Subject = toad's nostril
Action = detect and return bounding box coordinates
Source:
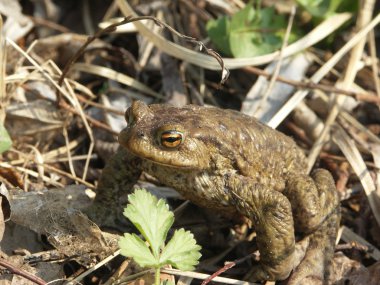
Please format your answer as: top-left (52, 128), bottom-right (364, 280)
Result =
top-left (137, 131), bottom-right (144, 138)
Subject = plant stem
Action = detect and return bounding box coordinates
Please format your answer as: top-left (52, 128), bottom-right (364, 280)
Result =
top-left (155, 267), bottom-right (161, 285)
top-left (256, 0), bottom-right (262, 11)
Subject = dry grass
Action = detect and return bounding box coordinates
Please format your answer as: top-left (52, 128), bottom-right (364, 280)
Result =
top-left (1, 0), bottom-right (380, 284)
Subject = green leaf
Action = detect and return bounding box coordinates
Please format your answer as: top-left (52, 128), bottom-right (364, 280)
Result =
top-left (230, 4), bottom-right (256, 31)
top-left (119, 233), bottom-right (158, 267)
top-left (207, 4), bottom-right (295, 58)
top-left (159, 229), bottom-right (202, 271)
top-left (229, 7), bottom-right (285, 58)
top-left (206, 16), bottom-right (232, 56)
top-left (0, 124), bottom-right (12, 154)
top-left (123, 189), bottom-right (175, 258)
top-left (296, 0), bottom-right (344, 18)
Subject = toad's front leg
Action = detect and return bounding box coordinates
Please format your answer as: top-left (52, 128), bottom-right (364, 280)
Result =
top-left (86, 147), bottom-right (143, 227)
top-left (227, 175), bottom-right (296, 281)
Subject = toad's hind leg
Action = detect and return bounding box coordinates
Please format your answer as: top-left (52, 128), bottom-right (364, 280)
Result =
top-left (288, 207), bottom-right (340, 285)
top-left (284, 168), bottom-right (340, 284)
top-left (284, 169), bottom-right (339, 233)
top-left (227, 176), bottom-right (296, 281)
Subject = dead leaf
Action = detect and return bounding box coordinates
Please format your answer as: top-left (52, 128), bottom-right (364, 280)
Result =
top-left (0, 167), bottom-right (24, 189)
top-left (10, 186), bottom-right (119, 266)
top-left (0, 0), bottom-right (34, 41)
top-left (0, 196), bottom-right (4, 243)
top-left (0, 183), bottom-right (11, 243)
top-left (331, 255), bottom-right (380, 285)
top-left (0, 183), bottom-right (10, 222)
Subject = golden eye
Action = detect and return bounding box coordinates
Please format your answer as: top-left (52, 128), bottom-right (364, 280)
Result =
top-left (160, 130), bottom-right (183, 148)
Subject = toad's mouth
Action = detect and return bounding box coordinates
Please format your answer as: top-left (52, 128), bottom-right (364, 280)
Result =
top-left (126, 147), bottom-right (198, 170)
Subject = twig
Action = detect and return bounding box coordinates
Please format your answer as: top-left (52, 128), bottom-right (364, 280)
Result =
top-left (0, 162), bottom-right (64, 187)
top-left (41, 163), bottom-right (95, 189)
top-left (123, 16), bottom-right (229, 84)
top-left (0, 15), bottom-right (6, 121)
top-left (319, 152), bottom-right (378, 169)
top-left (161, 268), bottom-right (257, 285)
top-left (27, 16), bottom-right (71, 33)
top-left (57, 15), bottom-right (228, 102)
top-left (341, 226), bottom-right (380, 260)
top-left (76, 94), bottom-right (124, 115)
top-left (306, 0), bottom-right (376, 172)
top-left (179, 0), bottom-right (212, 22)
top-left (82, 0), bottom-right (95, 35)
top-left (335, 241), bottom-right (369, 252)
top-left (243, 66), bottom-right (380, 104)
top-left (138, 12), bottom-right (161, 68)
top-left (114, 269), bottom-right (154, 285)
top-left (368, 29), bottom-right (380, 97)
top-left (103, 260), bottom-right (130, 285)
top-left (201, 254), bottom-right (253, 285)
top-left (268, 12), bottom-right (380, 129)
top-left (118, 0), bottom-right (350, 70)
top-left (256, 5), bottom-right (296, 114)
top-left (66, 250), bottom-right (121, 285)
top-left (57, 17), bottom-right (132, 96)
top-left (63, 126), bottom-right (77, 180)
top-left (0, 258), bottom-right (47, 285)
top-left (59, 100), bottom-right (118, 135)
top-left (201, 262), bottom-right (236, 285)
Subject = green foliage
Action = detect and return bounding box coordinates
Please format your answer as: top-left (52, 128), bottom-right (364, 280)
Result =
top-left (0, 124), bottom-right (12, 154)
top-left (206, 4), bottom-right (297, 58)
top-left (159, 228), bottom-right (202, 270)
top-left (119, 189), bottom-right (202, 284)
top-left (206, 0), bottom-right (357, 58)
top-left (122, 189), bottom-right (175, 259)
top-left (296, 0), bottom-right (358, 18)
top-left (119, 233), bottom-right (158, 267)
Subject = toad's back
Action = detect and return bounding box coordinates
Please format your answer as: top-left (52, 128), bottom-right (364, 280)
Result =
top-left (143, 103), bottom-right (307, 188)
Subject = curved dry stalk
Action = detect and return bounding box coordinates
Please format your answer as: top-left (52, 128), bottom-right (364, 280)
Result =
top-left (116, 0), bottom-right (351, 70)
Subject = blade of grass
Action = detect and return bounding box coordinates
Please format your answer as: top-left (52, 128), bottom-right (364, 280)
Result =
top-left (306, 0), bottom-right (376, 172)
top-left (268, 12), bottom-right (380, 129)
top-left (333, 126), bottom-right (380, 226)
top-left (72, 63), bottom-right (163, 99)
top-left (116, 0), bottom-right (351, 70)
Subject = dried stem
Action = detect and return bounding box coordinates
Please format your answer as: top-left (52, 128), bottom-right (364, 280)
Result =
top-left (244, 66), bottom-right (380, 104)
top-left (59, 100), bottom-right (118, 135)
top-left (0, 258), bottom-right (47, 285)
top-left (257, 5), bottom-right (296, 114)
top-left (57, 15), bottom-right (228, 104)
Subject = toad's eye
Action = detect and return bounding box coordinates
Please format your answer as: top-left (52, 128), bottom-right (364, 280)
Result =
top-left (160, 130), bottom-right (183, 148)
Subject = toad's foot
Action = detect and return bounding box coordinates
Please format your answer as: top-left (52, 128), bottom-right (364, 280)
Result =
top-left (246, 251), bottom-right (295, 282)
top-left (287, 207), bottom-right (340, 285)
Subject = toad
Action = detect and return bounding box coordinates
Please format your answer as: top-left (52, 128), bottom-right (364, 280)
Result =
top-left (89, 101), bottom-right (340, 283)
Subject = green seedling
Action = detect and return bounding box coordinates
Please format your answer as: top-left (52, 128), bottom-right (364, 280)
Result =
top-left (119, 189), bottom-right (202, 285)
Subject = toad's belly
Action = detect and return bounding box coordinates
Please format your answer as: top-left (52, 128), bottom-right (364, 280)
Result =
top-left (142, 160), bottom-right (238, 213)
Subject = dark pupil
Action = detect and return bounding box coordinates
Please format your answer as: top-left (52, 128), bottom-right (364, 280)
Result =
top-left (165, 136), bottom-right (180, 143)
